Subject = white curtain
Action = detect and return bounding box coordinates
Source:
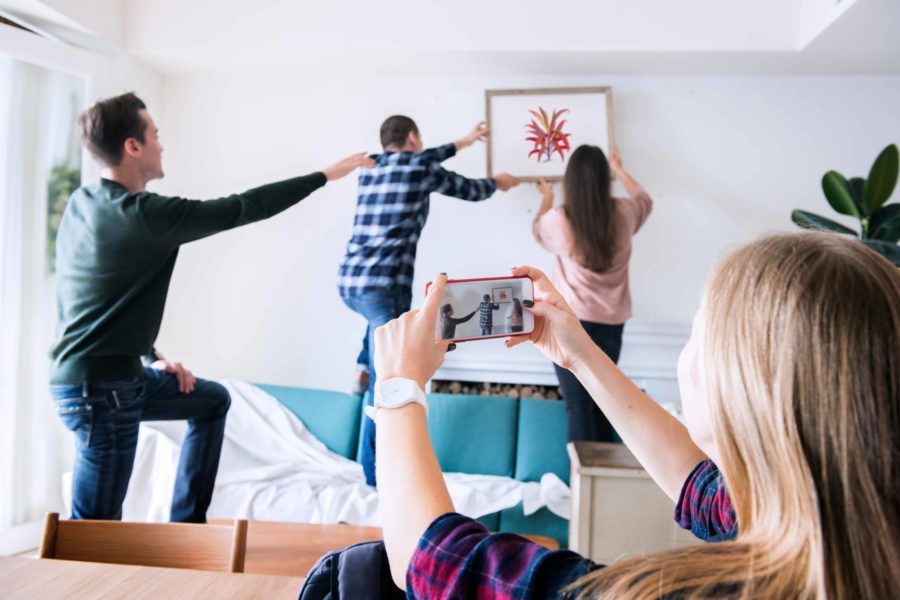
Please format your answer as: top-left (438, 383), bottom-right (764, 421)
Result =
top-left (0, 55), bottom-right (83, 552)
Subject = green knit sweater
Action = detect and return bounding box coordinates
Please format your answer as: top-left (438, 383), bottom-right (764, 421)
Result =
top-left (50, 173), bottom-right (326, 384)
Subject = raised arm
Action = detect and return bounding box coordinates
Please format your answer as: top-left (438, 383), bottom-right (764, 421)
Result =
top-left (138, 152), bottom-right (372, 245)
top-left (454, 121), bottom-right (489, 152)
top-left (506, 266), bottom-right (705, 502)
top-left (373, 276), bottom-right (455, 589)
top-left (453, 310), bottom-right (477, 325)
top-left (535, 178), bottom-right (555, 221)
top-left (609, 147), bottom-right (643, 197)
top-left (426, 162), bottom-right (499, 202)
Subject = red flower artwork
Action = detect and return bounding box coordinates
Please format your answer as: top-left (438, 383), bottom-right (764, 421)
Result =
top-left (525, 107), bottom-right (572, 162)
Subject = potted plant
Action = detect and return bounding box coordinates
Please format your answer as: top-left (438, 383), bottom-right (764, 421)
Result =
top-left (791, 143), bottom-right (900, 266)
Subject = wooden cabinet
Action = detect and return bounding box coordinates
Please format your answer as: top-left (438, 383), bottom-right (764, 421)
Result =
top-left (568, 442), bottom-right (696, 563)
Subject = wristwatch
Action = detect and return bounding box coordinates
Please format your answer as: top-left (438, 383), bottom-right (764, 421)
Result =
top-left (365, 377), bottom-right (427, 419)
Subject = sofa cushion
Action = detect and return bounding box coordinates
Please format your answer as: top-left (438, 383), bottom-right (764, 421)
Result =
top-left (426, 393), bottom-right (518, 478)
top-left (257, 384), bottom-right (362, 459)
top-left (515, 398), bottom-right (569, 484)
top-left (475, 513), bottom-right (500, 531)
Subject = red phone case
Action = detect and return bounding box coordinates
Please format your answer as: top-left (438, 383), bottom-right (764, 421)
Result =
top-left (426, 275), bottom-right (534, 343)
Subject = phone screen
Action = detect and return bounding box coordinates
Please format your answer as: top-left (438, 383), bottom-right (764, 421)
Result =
top-left (428, 276), bottom-right (535, 343)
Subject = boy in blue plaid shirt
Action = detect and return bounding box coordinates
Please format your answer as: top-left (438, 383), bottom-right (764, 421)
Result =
top-left (339, 115), bottom-right (518, 486)
top-left (478, 294), bottom-right (500, 336)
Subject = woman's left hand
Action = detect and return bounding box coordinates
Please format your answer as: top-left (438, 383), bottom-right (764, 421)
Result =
top-left (374, 275), bottom-right (452, 391)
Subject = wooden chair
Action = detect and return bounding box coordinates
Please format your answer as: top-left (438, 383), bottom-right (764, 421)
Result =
top-left (39, 512), bottom-right (248, 573)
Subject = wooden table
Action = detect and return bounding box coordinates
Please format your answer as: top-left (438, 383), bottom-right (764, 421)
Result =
top-left (212, 519), bottom-right (560, 577)
top-left (0, 556), bottom-right (303, 599)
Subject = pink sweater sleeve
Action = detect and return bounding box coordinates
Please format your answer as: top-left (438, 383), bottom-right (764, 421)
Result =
top-left (532, 208), bottom-right (569, 254)
top-left (624, 186), bottom-right (653, 233)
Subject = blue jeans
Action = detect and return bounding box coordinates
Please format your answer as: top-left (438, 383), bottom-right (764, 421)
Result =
top-left (356, 329), bottom-right (370, 368)
top-left (341, 287), bottom-right (412, 486)
top-left (50, 367), bottom-right (231, 522)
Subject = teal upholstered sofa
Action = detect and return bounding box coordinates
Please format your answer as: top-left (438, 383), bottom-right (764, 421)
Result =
top-left (257, 385), bottom-right (570, 546)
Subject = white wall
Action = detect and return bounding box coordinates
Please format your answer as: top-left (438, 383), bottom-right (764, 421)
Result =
top-left (150, 72), bottom-right (900, 392)
top-left (799, 0), bottom-right (859, 47)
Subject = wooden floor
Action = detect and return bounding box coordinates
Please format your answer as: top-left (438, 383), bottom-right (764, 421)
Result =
top-left (212, 519), bottom-right (560, 577)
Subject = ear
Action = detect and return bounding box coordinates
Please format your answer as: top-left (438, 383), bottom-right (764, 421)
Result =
top-left (123, 137), bottom-right (142, 159)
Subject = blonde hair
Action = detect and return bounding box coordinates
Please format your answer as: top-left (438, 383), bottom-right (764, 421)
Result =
top-left (573, 233), bottom-right (900, 599)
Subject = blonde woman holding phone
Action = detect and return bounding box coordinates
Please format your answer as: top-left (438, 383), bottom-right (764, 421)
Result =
top-left (369, 233), bottom-right (900, 599)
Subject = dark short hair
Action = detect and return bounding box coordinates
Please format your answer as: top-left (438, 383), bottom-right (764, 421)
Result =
top-left (483, 294), bottom-right (491, 301)
top-left (442, 304), bottom-right (453, 315)
top-left (380, 115), bottom-right (418, 150)
top-left (78, 92), bottom-right (148, 166)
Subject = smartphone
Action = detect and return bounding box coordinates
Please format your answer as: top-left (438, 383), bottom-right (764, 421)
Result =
top-left (426, 276), bottom-right (535, 343)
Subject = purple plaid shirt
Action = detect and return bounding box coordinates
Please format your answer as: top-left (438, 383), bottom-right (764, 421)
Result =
top-left (674, 459), bottom-right (737, 542)
top-left (406, 460), bottom-right (735, 599)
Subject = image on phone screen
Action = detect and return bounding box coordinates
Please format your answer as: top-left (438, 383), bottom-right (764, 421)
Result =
top-left (428, 276), bottom-right (535, 343)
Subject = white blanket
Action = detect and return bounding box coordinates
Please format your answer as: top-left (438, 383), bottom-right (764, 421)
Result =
top-left (107, 380), bottom-right (570, 525)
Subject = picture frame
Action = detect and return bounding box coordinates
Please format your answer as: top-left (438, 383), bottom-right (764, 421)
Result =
top-left (492, 287), bottom-right (514, 303)
top-left (485, 86), bottom-right (614, 182)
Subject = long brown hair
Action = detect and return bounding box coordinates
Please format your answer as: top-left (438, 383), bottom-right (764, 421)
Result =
top-left (563, 145), bottom-right (617, 272)
top-left (573, 233), bottom-right (900, 598)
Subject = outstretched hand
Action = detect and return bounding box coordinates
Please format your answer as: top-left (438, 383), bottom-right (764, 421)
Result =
top-left (505, 266), bottom-right (594, 370)
top-left (536, 178), bottom-right (554, 201)
top-left (374, 274), bottom-right (452, 391)
top-left (494, 173), bottom-right (519, 191)
top-left (322, 152), bottom-right (375, 181)
top-left (460, 121), bottom-right (490, 148)
top-left (608, 146), bottom-right (623, 175)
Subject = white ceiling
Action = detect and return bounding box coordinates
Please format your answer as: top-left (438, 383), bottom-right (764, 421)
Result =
top-left (3, 0), bottom-right (900, 75)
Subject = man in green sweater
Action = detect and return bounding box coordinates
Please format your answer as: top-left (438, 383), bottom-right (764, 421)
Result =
top-left (49, 92), bottom-right (371, 522)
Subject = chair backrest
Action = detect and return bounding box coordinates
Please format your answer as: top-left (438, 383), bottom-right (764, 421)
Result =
top-left (39, 513), bottom-right (248, 573)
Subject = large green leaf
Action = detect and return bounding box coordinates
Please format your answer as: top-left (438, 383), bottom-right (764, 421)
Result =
top-left (864, 144), bottom-right (899, 213)
top-left (822, 171), bottom-right (859, 217)
top-left (870, 203), bottom-right (900, 243)
top-left (848, 177), bottom-right (867, 217)
top-left (791, 209), bottom-right (857, 235)
top-left (862, 239), bottom-right (900, 267)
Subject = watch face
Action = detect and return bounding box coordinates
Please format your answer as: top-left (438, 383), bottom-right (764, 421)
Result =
top-left (379, 378), bottom-right (421, 408)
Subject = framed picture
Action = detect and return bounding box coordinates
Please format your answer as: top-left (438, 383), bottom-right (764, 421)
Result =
top-left (485, 86), bottom-right (614, 182)
top-left (492, 287), bottom-right (514, 303)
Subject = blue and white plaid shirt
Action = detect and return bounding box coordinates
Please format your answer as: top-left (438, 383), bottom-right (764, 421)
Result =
top-left (338, 143), bottom-right (496, 295)
top-left (479, 301), bottom-right (500, 327)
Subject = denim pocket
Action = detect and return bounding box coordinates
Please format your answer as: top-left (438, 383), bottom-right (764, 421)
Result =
top-left (54, 399), bottom-right (94, 449)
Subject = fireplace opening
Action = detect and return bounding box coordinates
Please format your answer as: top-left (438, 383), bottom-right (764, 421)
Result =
top-left (431, 379), bottom-right (561, 400)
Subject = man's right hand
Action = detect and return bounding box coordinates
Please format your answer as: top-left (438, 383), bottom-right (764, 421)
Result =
top-left (493, 173), bottom-right (519, 191)
top-left (323, 152), bottom-right (376, 181)
top-left (150, 359), bottom-right (196, 394)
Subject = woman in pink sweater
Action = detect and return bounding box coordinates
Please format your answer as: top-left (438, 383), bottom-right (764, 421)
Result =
top-left (532, 145), bottom-right (652, 442)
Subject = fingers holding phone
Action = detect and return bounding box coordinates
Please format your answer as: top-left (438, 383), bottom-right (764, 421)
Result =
top-left (374, 275), bottom-right (451, 391)
top-left (505, 266), bottom-right (594, 370)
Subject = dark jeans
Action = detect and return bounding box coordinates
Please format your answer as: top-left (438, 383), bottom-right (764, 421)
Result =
top-left (481, 325), bottom-right (492, 336)
top-left (553, 321), bottom-right (625, 443)
top-left (50, 367), bottom-right (231, 522)
top-left (341, 287), bottom-right (412, 486)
